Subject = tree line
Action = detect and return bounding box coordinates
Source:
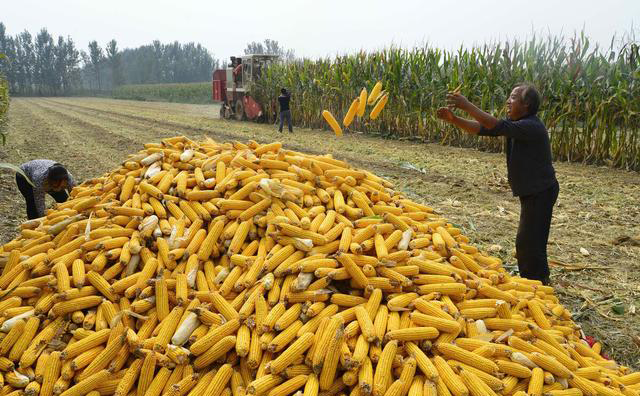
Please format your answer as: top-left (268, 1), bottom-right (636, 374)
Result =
top-left (0, 23), bottom-right (219, 95)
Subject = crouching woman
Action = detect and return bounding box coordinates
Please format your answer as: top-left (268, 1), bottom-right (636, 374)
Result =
top-left (16, 160), bottom-right (76, 220)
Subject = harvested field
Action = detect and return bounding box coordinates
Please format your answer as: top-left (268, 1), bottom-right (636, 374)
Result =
top-left (1, 97), bottom-right (639, 369)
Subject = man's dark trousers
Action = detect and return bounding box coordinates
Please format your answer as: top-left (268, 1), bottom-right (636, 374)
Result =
top-left (279, 110), bottom-right (292, 133)
top-left (515, 181), bottom-right (559, 282)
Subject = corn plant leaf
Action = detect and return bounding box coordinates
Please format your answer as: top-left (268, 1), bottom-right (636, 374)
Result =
top-left (0, 163), bottom-right (35, 187)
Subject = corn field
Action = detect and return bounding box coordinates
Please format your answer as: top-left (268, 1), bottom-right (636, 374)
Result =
top-left (254, 34), bottom-right (640, 170)
top-left (113, 82), bottom-right (213, 104)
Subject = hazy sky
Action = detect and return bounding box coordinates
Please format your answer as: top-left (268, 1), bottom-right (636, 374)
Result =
top-left (3, 0), bottom-right (638, 62)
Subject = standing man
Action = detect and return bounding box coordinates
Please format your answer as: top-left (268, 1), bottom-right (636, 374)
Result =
top-left (233, 59), bottom-right (243, 86)
top-left (436, 84), bottom-right (558, 285)
top-left (15, 160), bottom-right (76, 219)
top-left (278, 88), bottom-right (293, 133)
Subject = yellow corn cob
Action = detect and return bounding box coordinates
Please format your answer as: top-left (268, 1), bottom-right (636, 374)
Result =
top-left (460, 307), bottom-right (497, 319)
top-left (113, 358), bottom-right (142, 396)
top-left (164, 373), bottom-right (199, 396)
top-left (458, 366), bottom-right (497, 396)
top-left (210, 291), bottom-right (240, 321)
top-left (336, 252), bottom-right (369, 289)
top-left (357, 88), bottom-right (367, 117)
top-left (70, 346), bottom-right (104, 370)
top-left (247, 374), bottom-right (283, 395)
top-left (85, 271), bottom-right (117, 301)
top-left (59, 369), bottom-right (110, 396)
top-left (483, 318), bottom-right (530, 332)
top-left (529, 352), bottom-right (574, 379)
top-left (410, 312), bottom-right (461, 333)
top-left (357, 356), bottom-right (373, 394)
top-left (0, 319), bottom-right (25, 356)
top-left (76, 331), bottom-right (123, 381)
top-left (369, 93), bottom-right (389, 120)
top-left (269, 320), bottom-right (303, 352)
top-left (25, 380), bottom-right (41, 395)
top-left (405, 341), bottom-right (438, 381)
top-left (386, 327), bottom-right (440, 342)
top-left (367, 81), bottom-right (383, 105)
top-left (528, 367), bottom-right (544, 396)
top-left (71, 258), bottom-right (86, 288)
top-left (433, 355), bottom-right (468, 396)
top-left (544, 389), bottom-right (585, 396)
top-left (8, 316), bottom-right (39, 361)
top-left (418, 282), bottom-right (467, 296)
top-left (154, 306), bottom-right (184, 351)
top-left (527, 300), bottom-right (552, 329)
top-left (40, 351), bottom-right (62, 396)
top-left (319, 324), bottom-right (344, 390)
top-left (354, 305), bottom-right (377, 343)
top-left (193, 335), bottom-right (236, 370)
top-left (269, 332), bottom-right (314, 374)
top-left (204, 364), bottom-right (233, 395)
top-left (343, 98), bottom-right (360, 128)
top-left (322, 110), bottom-right (343, 137)
top-left (445, 360), bottom-right (504, 392)
top-left (155, 274), bottom-right (169, 321)
top-left (266, 374), bottom-right (308, 396)
top-left (6, 370), bottom-right (30, 388)
top-left (136, 351), bottom-right (157, 396)
top-left (496, 359), bottom-right (532, 378)
top-left (436, 343), bottom-right (499, 375)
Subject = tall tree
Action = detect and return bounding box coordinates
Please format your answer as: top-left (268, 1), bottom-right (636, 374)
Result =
top-left (79, 50), bottom-right (91, 90)
top-left (106, 39), bottom-right (122, 87)
top-left (53, 36), bottom-right (67, 94)
top-left (18, 31), bottom-right (36, 95)
top-left (64, 37), bottom-right (80, 93)
top-left (244, 39), bottom-right (295, 62)
top-left (88, 40), bottom-right (103, 91)
top-left (0, 23), bottom-right (16, 92)
top-left (34, 28), bottom-right (55, 95)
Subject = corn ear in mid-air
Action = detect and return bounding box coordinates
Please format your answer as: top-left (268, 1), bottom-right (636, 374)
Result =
top-left (367, 81), bottom-right (383, 105)
top-left (322, 110), bottom-right (343, 137)
top-left (343, 98), bottom-right (360, 128)
top-left (357, 88), bottom-right (367, 117)
top-left (369, 93), bottom-right (389, 120)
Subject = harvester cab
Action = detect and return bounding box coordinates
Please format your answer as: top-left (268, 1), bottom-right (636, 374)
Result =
top-left (212, 54), bottom-right (279, 121)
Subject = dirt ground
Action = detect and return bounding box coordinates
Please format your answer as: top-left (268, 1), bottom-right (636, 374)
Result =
top-left (1, 97), bottom-right (639, 368)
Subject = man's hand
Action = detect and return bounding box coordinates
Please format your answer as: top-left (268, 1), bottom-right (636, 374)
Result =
top-left (436, 107), bottom-right (455, 123)
top-left (446, 92), bottom-right (472, 111)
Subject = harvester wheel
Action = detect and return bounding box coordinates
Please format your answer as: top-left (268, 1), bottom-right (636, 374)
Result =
top-left (235, 100), bottom-right (246, 121)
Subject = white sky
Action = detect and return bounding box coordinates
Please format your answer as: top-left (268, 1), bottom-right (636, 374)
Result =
top-left (3, 0), bottom-right (638, 63)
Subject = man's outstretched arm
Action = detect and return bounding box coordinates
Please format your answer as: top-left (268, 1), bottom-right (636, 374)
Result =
top-left (446, 93), bottom-right (499, 130)
top-left (436, 107), bottom-right (482, 135)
